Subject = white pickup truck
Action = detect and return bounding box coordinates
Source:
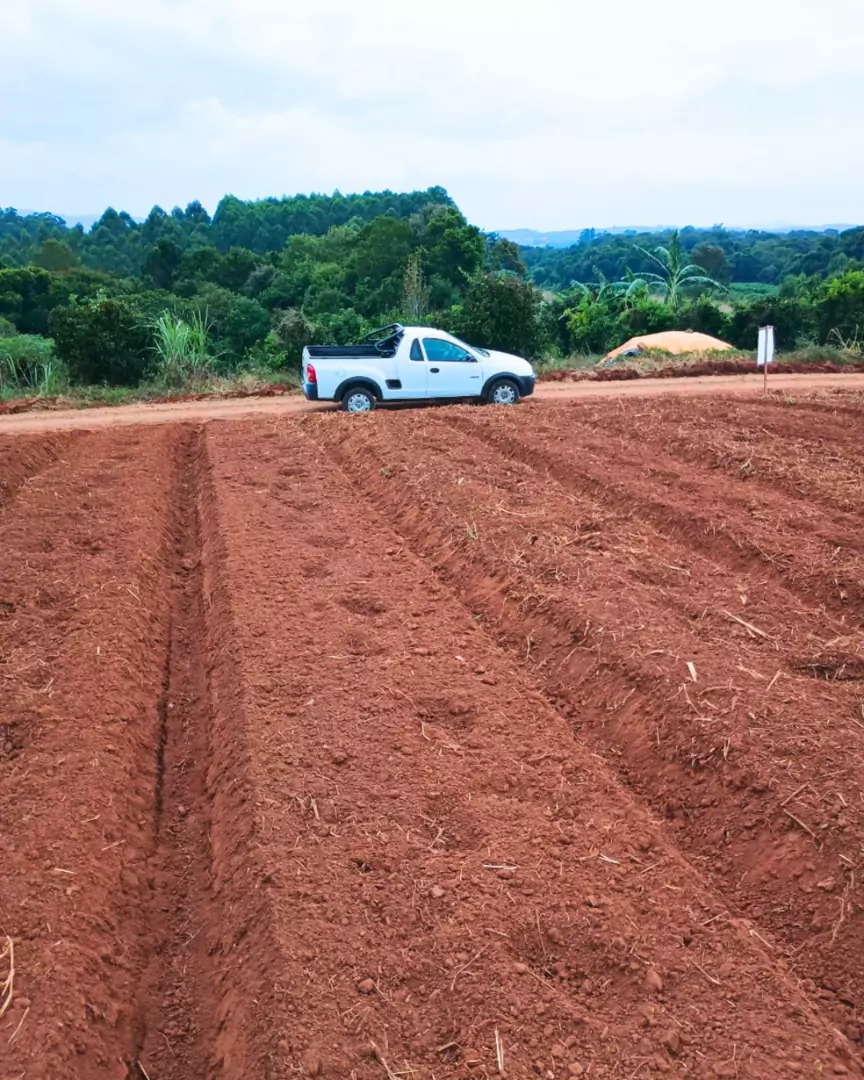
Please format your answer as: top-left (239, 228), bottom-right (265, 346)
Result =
top-left (301, 324), bottom-right (535, 412)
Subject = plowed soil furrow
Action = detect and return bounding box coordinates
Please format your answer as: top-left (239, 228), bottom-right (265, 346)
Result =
top-left (583, 394), bottom-right (864, 451)
top-left (197, 416), bottom-right (863, 1079)
top-left (0, 428), bottom-right (177, 1078)
top-left (138, 423), bottom-right (302, 1079)
top-left (307, 409), bottom-right (864, 1049)
top-left (757, 391), bottom-right (864, 425)
top-left (0, 430), bottom-right (87, 507)
top-left (131, 425), bottom-right (227, 1080)
top-left (0, 426), bottom-right (291, 1079)
top-left (556, 399), bottom-right (864, 516)
top-left (446, 408), bottom-right (864, 619)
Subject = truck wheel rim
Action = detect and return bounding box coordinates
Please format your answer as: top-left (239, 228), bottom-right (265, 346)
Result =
top-left (492, 384), bottom-right (517, 405)
top-left (346, 392), bottom-right (372, 413)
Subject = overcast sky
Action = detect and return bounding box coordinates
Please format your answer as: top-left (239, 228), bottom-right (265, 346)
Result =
top-left (3, 0), bottom-right (863, 230)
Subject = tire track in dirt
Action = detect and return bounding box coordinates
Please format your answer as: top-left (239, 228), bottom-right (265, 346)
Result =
top-left (445, 408), bottom-right (864, 620)
top-left (308, 409), bottom-right (864, 1051)
top-left (201, 415), bottom-right (862, 1079)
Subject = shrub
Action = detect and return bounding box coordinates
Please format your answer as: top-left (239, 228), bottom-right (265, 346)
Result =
top-left (676, 296), bottom-right (732, 340)
top-left (241, 332), bottom-right (291, 375)
top-left (273, 309), bottom-right (318, 370)
top-left (727, 297), bottom-right (815, 350)
top-left (564, 299), bottom-right (619, 355)
top-left (0, 334), bottom-right (65, 396)
top-left (616, 297), bottom-right (676, 340)
top-left (815, 270), bottom-right (864, 346)
top-left (49, 295), bottom-right (151, 385)
top-left (192, 285), bottom-right (270, 369)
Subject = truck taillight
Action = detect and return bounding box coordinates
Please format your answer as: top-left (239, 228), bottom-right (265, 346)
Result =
top-left (307, 362), bottom-right (317, 384)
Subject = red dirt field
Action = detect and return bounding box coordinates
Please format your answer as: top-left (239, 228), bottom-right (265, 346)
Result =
top-left (1, 392), bottom-right (863, 1080)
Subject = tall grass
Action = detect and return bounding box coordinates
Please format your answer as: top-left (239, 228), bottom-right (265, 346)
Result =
top-left (149, 311), bottom-right (214, 389)
top-left (0, 335), bottom-right (66, 398)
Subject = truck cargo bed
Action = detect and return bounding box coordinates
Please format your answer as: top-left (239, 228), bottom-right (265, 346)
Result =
top-left (306, 344), bottom-right (392, 359)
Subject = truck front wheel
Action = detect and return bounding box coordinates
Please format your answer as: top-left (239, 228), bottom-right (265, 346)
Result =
top-left (341, 386), bottom-right (376, 413)
top-left (487, 378), bottom-right (520, 406)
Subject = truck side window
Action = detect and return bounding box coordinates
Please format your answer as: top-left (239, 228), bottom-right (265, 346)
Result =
top-left (423, 338), bottom-right (473, 363)
top-left (409, 338), bottom-right (424, 362)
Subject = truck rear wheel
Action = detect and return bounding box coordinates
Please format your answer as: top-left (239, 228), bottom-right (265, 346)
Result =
top-left (487, 378), bottom-right (520, 406)
top-left (341, 386), bottom-right (376, 413)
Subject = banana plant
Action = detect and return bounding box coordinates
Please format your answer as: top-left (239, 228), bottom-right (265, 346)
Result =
top-left (631, 231), bottom-right (725, 309)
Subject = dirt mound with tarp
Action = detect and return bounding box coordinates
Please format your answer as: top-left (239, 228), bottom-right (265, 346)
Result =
top-left (604, 329), bottom-right (734, 363)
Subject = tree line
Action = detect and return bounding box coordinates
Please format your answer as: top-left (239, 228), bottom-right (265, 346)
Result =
top-left (523, 225), bottom-right (864, 290)
top-left (0, 188), bottom-right (862, 398)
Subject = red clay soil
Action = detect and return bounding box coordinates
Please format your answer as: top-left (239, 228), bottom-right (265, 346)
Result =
top-left (541, 359), bottom-right (864, 382)
top-left (308, 401), bottom-right (864, 1052)
top-left (2, 404), bottom-right (863, 1079)
top-left (0, 426), bottom-right (288, 1079)
top-left (0, 430), bottom-right (86, 505)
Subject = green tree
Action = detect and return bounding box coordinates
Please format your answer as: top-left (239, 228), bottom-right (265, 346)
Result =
top-left (213, 247), bottom-right (260, 291)
top-left (488, 237), bottom-right (526, 276)
top-left (0, 267), bottom-right (57, 334)
top-left (689, 244), bottom-right (731, 286)
top-left (454, 272), bottom-right (549, 359)
top-left (402, 252), bottom-right (429, 322)
top-left (31, 240), bottom-right (79, 272)
top-left (142, 239), bottom-right (183, 290)
top-left (193, 285), bottom-right (269, 366)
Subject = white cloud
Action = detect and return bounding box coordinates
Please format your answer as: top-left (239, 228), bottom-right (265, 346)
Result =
top-left (1, 0), bottom-right (863, 227)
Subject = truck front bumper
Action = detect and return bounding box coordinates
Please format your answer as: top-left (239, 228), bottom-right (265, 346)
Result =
top-left (517, 375), bottom-right (536, 398)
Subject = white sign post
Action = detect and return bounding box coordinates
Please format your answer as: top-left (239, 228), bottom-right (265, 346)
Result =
top-left (757, 325), bottom-right (775, 396)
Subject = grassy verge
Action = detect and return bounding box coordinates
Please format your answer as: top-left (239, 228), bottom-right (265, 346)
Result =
top-left (0, 369), bottom-right (301, 413)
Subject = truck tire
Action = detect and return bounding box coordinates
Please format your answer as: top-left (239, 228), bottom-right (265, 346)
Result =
top-left (341, 385), bottom-right (376, 413)
top-left (486, 378), bottom-right (521, 406)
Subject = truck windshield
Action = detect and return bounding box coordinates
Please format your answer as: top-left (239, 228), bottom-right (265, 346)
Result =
top-left (450, 335), bottom-right (490, 358)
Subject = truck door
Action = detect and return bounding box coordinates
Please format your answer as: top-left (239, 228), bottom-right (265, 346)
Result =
top-left (422, 337), bottom-right (484, 397)
top-left (394, 337), bottom-right (429, 399)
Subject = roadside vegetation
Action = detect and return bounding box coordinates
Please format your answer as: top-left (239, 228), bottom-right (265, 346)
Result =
top-left (0, 191), bottom-right (862, 403)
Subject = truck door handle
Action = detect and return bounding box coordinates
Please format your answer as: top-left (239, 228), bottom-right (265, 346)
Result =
top-left (429, 367), bottom-right (440, 374)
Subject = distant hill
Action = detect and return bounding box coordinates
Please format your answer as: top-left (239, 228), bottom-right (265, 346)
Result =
top-left (16, 211), bottom-right (107, 230)
top-left (501, 224), bottom-right (859, 248)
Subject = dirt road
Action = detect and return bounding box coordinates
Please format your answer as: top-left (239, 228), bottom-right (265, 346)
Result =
top-left (2, 370), bottom-right (864, 432)
top-left (2, 392), bottom-right (863, 1079)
